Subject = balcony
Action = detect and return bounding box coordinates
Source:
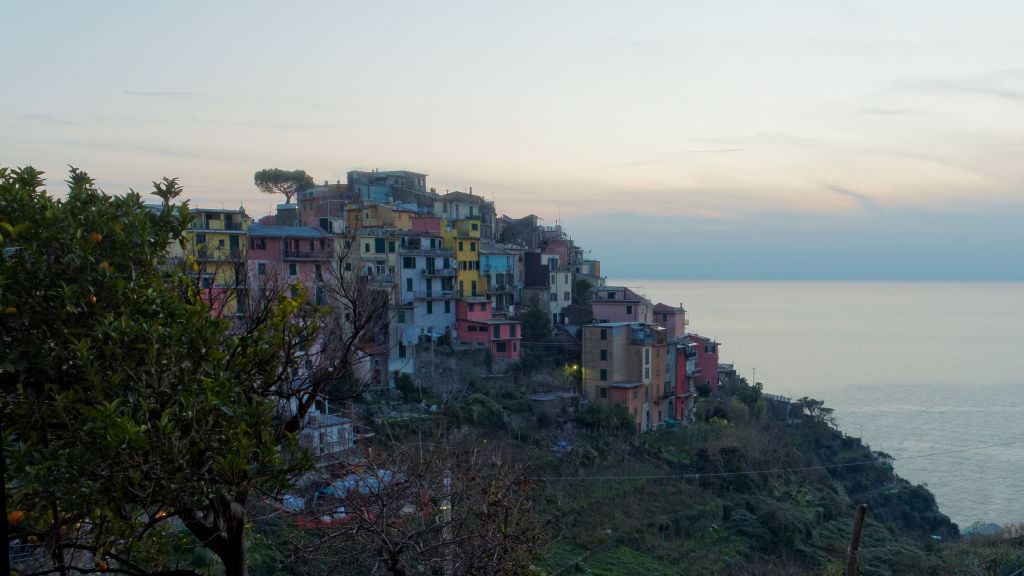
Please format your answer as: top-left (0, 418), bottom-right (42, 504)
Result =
top-left (414, 289), bottom-right (455, 300)
top-left (423, 269), bottom-right (456, 278)
top-left (487, 283), bottom-right (515, 294)
top-left (368, 274), bottom-right (395, 286)
top-left (191, 221), bottom-right (246, 232)
top-left (283, 248), bottom-right (333, 261)
top-left (197, 249), bottom-right (244, 261)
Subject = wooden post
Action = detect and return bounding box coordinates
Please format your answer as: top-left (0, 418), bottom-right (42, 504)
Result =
top-left (846, 504), bottom-right (868, 576)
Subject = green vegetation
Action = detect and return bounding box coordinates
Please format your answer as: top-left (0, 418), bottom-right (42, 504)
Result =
top-left (253, 168), bottom-right (315, 204)
top-left (0, 167), bottom-right (325, 576)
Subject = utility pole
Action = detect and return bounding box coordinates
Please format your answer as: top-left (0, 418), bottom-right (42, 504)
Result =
top-left (441, 470), bottom-right (453, 576)
top-left (846, 504), bottom-right (868, 576)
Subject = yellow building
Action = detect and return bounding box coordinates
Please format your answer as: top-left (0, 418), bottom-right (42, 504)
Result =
top-left (441, 219), bottom-right (483, 297)
top-left (180, 207), bottom-right (248, 315)
top-left (347, 203), bottom-right (394, 231)
top-left (391, 206), bottom-right (417, 231)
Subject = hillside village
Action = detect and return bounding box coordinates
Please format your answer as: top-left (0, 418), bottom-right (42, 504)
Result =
top-left (6, 165), bottom-right (1007, 576)
top-left (180, 168), bottom-right (731, 449)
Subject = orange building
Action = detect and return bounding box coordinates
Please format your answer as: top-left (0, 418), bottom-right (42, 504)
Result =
top-left (581, 322), bottom-right (669, 433)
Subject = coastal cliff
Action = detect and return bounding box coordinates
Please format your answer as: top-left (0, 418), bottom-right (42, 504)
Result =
top-left (534, 377), bottom-right (966, 575)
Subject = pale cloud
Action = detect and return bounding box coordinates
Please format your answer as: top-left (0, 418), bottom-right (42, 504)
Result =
top-left (828, 186), bottom-right (883, 214)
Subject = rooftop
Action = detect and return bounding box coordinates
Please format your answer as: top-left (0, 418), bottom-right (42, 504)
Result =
top-left (249, 224), bottom-right (334, 238)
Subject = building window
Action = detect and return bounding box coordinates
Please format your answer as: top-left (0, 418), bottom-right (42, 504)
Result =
top-left (398, 310), bottom-right (406, 323)
top-left (315, 264), bottom-right (323, 282)
top-left (288, 263), bottom-right (297, 276)
top-left (403, 257), bottom-right (416, 269)
top-left (257, 262), bottom-right (267, 276)
top-left (375, 238), bottom-right (386, 253)
top-left (471, 222), bottom-right (478, 231)
top-left (600, 328), bottom-right (607, 340)
top-left (600, 387), bottom-right (607, 399)
top-left (426, 301), bottom-right (432, 314)
top-left (471, 280), bottom-right (477, 295)
top-left (550, 293), bottom-right (557, 302)
top-left (398, 343), bottom-right (407, 358)
top-left (470, 242), bottom-right (476, 252)
top-left (493, 325), bottom-right (500, 338)
top-left (468, 325), bottom-right (477, 332)
top-left (468, 303), bottom-right (475, 312)
top-left (364, 242), bottom-right (370, 253)
top-left (607, 292), bottom-right (615, 300)
top-left (633, 389), bottom-right (638, 399)
top-left (705, 345), bottom-right (716, 354)
top-left (344, 262), bottom-right (352, 272)
top-left (406, 278), bottom-right (413, 292)
top-left (513, 342), bottom-right (517, 352)
top-left (496, 342), bottom-right (506, 353)
top-left (600, 349), bottom-right (607, 361)
top-left (481, 302), bottom-right (486, 311)
top-left (510, 325), bottom-right (516, 338)
top-left (564, 291), bottom-right (570, 301)
top-left (645, 367), bottom-right (650, 379)
top-left (645, 348), bottom-right (650, 364)
top-left (201, 277), bottom-right (211, 289)
top-left (458, 241), bottom-right (464, 252)
top-left (600, 369), bottom-right (607, 381)
top-left (444, 300), bottom-right (451, 313)
top-left (315, 286), bottom-right (324, 306)
top-left (626, 305), bottom-right (633, 315)
top-left (388, 241), bottom-right (395, 253)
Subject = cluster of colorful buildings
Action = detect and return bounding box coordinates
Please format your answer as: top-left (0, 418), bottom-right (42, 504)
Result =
top-left (173, 168), bottom-right (724, 436)
top-left (581, 287), bottom-right (723, 433)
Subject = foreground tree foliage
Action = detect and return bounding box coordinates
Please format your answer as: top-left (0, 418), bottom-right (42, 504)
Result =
top-left (0, 167), bottom-right (327, 576)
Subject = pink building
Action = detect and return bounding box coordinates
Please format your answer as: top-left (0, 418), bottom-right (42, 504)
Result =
top-left (411, 214), bottom-right (441, 235)
top-left (455, 297), bottom-right (522, 359)
top-left (653, 303), bottom-right (687, 339)
top-left (296, 184), bottom-right (353, 229)
top-left (247, 224), bottom-right (335, 305)
top-left (590, 286), bottom-right (653, 324)
top-left (684, 334), bottom-right (720, 393)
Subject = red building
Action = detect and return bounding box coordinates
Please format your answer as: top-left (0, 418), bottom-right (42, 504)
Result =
top-left (455, 297), bottom-right (522, 359)
top-left (684, 333), bottom-right (720, 393)
top-left (247, 224), bottom-right (335, 305)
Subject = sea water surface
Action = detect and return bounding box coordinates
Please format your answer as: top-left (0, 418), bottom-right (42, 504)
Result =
top-left (617, 280), bottom-right (1024, 529)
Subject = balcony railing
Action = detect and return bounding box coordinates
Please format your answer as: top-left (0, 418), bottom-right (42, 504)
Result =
top-left (413, 289), bottom-right (455, 300)
top-left (368, 274), bottom-right (395, 285)
top-left (423, 269), bottom-right (456, 277)
top-left (197, 249), bottom-right (244, 261)
top-left (283, 248), bottom-right (333, 261)
top-left (192, 221), bottom-right (246, 231)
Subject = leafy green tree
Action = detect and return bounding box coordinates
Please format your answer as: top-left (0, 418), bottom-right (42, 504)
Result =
top-left (0, 167), bottom-right (320, 576)
top-left (516, 306), bottom-right (552, 342)
top-left (253, 168), bottom-right (315, 204)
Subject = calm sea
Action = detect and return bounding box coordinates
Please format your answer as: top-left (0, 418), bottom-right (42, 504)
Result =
top-left (618, 280), bottom-right (1024, 529)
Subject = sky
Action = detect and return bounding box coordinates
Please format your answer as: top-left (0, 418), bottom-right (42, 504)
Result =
top-left (4, 1), bottom-right (1024, 279)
